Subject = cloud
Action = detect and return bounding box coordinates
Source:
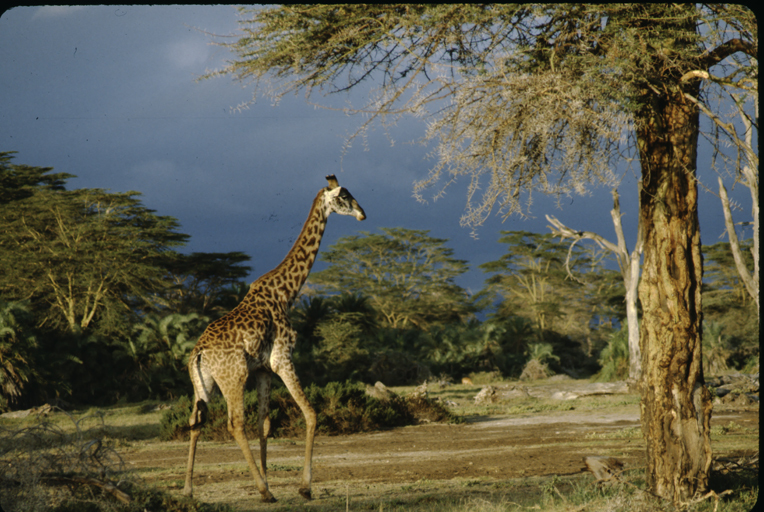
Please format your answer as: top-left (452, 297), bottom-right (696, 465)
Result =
top-left (166, 38), bottom-right (211, 69)
top-left (31, 6), bottom-right (86, 19)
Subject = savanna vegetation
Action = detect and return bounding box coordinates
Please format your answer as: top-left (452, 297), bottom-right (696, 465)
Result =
top-left (212, 3), bottom-right (757, 501)
top-left (0, 4), bottom-right (758, 510)
top-left (0, 150), bottom-right (757, 416)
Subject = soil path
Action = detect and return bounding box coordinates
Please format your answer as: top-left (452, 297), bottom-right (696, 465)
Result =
top-left (123, 407), bottom-right (757, 509)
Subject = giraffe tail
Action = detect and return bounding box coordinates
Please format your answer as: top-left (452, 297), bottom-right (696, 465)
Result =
top-left (189, 351), bottom-right (211, 430)
top-left (191, 399), bottom-right (208, 429)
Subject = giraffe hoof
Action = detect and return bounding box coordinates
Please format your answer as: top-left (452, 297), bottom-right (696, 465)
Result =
top-left (260, 491), bottom-right (277, 503)
top-left (298, 488), bottom-right (312, 500)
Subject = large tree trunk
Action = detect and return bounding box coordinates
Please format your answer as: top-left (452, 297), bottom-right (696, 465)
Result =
top-left (636, 82), bottom-right (712, 501)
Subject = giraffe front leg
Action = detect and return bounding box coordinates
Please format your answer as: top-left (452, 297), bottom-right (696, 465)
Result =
top-left (273, 357), bottom-right (316, 500)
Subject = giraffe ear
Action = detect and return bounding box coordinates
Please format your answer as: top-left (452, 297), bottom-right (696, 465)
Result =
top-left (325, 175), bottom-right (339, 189)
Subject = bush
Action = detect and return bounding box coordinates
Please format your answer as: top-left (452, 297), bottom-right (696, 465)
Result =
top-left (0, 408), bottom-right (230, 512)
top-left (519, 343), bottom-right (560, 381)
top-left (160, 380), bottom-right (458, 442)
top-left (595, 326), bottom-right (629, 382)
top-left (702, 321), bottom-right (731, 375)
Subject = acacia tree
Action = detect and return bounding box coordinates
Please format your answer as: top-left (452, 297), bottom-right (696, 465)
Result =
top-left (479, 231), bottom-right (621, 350)
top-left (161, 251), bottom-right (252, 316)
top-left (308, 227), bottom-right (472, 328)
top-left (0, 154), bottom-right (188, 333)
top-left (208, 4), bottom-right (757, 501)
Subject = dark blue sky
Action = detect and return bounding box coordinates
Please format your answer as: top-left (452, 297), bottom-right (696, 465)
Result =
top-left (0, 5), bottom-right (754, 294)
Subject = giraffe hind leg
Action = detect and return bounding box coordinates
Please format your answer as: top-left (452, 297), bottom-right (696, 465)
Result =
top-left (184, 352), bottom-right (214, 497)
top-left (219, 374), bottom-right (276, 503)
top-left (255, 370), bottom-right (272, 480)
top-left (192, 399), bottom-right (208, 427)
top-left (183, 399), bottom-right (207, 496)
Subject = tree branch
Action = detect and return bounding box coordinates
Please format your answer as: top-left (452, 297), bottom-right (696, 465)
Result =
top-left (718, 176), bottom-right (759, 310)
top-left (545, 213), bottom-right (620, 283)
top-left (41, 475), bottom-right (132, 504)
top-left (697, 38), bottom-right (757, 69)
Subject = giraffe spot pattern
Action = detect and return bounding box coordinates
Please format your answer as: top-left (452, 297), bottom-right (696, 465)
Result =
top-left (184, 179), bottom-right (365, 501)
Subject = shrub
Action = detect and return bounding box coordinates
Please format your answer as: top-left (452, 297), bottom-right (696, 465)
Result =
top-left (0, 408), bottom-right (231, 512)
top-left (702, 321), bottom-right (731, 375)
top-left (519, 343), bottom-right (560, 380)
top-left (160, 380), bottom-right (458, 441)
top-left (595, 326), bottom-right (629, 382)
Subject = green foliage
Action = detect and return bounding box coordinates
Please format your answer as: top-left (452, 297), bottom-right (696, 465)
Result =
top-left (160, 251), bottom-right (251, 316)
top-left (479, 231), bottom-right (622, 358)
top-left (526, 343), bottom-right (560, 365)
top-left (290, 295), bottom-right (335, 350)
top-left (0, 148), bottom-right (754, 410)
top-left (160, 381), bottom-right (457, 442)
top-left (519, 342), bottom-right (561, 381)
top-left (0, 153), bottom-right (261, 407)
top-left (701, 241), bottom-right (758, 370)
top-left (312, 316), bottom-right (370, 383)
top-left (595, 325), bottom-right (630, 382)
top-left (0, 150), bottom-right (71, 202)
top-left (309, 227), bottom-right (474, 328)
top-left (0, 152), bottom-right (188, 334)
top-left (0, 301), bottom-right (38, 411)
top-left (114, 312), bottom-right (209, 399)
top-left (291, 293), bottom-right (379, 386)
top-left (404, 316), bottom-right (546, 380)
top-left (702, 322), bottom-right (731, 376)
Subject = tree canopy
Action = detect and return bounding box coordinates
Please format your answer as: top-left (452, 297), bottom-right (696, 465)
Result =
top-left (0, 153), bottom-right (188, 333)
top-left (0, 153), bottom-right (258, 407)
top-left (308, 227), bottom-right (473, 328)
top-left (212, 4), bottom-right (755, 224)
top-left (479, 231), bottom-right (622, 346)
top-left (162, 251), bottom-right (252, 316)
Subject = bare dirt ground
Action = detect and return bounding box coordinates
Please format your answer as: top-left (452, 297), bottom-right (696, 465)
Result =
top-left (122, 397), bottom-right (758, 511)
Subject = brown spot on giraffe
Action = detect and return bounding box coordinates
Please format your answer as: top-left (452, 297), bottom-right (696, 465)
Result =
top-left (183, 175), bottom-right (366, 503)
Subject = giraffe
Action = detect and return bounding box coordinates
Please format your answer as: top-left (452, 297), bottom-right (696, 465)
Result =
top-left (182, 175), bottom-right (365, 503)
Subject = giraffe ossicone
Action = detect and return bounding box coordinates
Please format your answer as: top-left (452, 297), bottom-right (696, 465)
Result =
top-left (183, 174), bottom-right (365, 503)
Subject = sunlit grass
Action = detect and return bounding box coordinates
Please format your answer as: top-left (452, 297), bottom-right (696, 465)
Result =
top-left (1, 380), bottom-right (756, 512)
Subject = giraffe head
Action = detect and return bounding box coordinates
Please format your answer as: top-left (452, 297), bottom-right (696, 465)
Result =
top-left (324, 175), bottom-right (366, 221)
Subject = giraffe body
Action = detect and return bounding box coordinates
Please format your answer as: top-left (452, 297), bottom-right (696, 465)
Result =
top-left (183, 175), bottom-right (365, 502)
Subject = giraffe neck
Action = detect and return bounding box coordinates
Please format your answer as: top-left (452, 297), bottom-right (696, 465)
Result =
top-left (251, 189), bottom-right (329, 307)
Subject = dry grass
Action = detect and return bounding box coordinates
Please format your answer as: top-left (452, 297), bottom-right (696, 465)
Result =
top-left (0, 379), bottom-right (757, 512)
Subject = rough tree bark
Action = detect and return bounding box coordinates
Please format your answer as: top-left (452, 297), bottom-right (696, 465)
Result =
top-left (636, 85), bottom-right (712, 501)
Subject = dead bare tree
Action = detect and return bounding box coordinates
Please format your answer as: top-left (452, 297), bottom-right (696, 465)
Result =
top-left (546, 186), bottom-right (643, 383)
top-left (684, 47), bottom-right (758, 320)
top-left (717, 94), bottom-right (758, 321)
